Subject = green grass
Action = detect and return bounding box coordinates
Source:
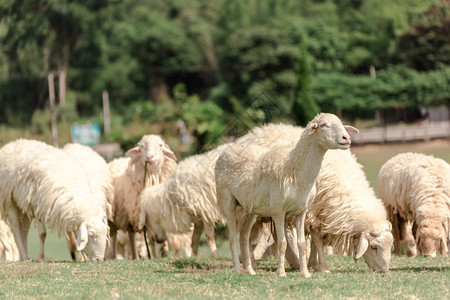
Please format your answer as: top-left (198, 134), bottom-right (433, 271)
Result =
top-left (0, 255), bottom-right (448, 299)
top-left (2, 139), bottom-right (450, 298)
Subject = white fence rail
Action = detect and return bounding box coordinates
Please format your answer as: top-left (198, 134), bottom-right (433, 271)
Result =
top-left (353, 121), bottom-right (450, 145)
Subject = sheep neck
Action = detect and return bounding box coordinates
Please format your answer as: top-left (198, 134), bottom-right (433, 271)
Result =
top-left (284, 132), bottom-right (327, 187)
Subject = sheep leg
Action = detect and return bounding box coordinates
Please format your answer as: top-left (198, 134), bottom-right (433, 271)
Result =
top-left (272, 214), bottom-right (288, 277)
top-left (310, 230), bottom-right (329, 272)
top-left (18, 213), bottom-right (31, 258)
top-left (128, 231), bottom-right (138, 260)
top-left (36, 221), bottom-right (47, 262)
top-left (7, 205), bottom-right (29, 261)
top-left (204, 222), bottom-right (218, 258)
top-left (308, 239), bottom-right (318, 269)
top-left (239, 213), bottom-right (257, 275)
top-left (392, 213), bottom-right (402, 256)
top-left (295, 211), bottom-right (311, 278)
top-left (285, 226), bottom-right (301, 270)
top-left (191, 221), bottom-right (204, 256)
top-left (105, 223), bottom-right (117, 260)
top-left (160, 240), bottom-right (169, 258)
top-left (219, 190), bottom-right (240, 272)
top-left (149, 236), bottom-right (159, 258)
top-left (252, 222), bottom-right (271, 260)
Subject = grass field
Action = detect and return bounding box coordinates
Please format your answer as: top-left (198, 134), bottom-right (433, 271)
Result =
top-left (1, 139), bottom-right (449, 298)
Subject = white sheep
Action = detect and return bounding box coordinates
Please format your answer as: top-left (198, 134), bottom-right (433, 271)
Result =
top-left (378, 152), bottom-right (450, 257)
top-left (139, 144), bottom-right (228, 258)
top-left (107, 134), bottom-right (177, 260)
top-left (62, 143), bottom-right (114, 261)
top-left (0, 139), bottom-right (109, 261)
top-left (215, 113), bottom-right (358, 277)
top-left (0, 217), bottom-right (20, 261)
top-left (304, 149), bottom-right (393, 273)
top-left (234, 124), bottom-right (391, 273)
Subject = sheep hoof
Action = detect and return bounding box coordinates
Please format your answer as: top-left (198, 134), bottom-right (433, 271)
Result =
top-left (241, 268), bottom-right (256, 276)
top-left (302, 271), bottom-right (312, 278)
top-left (277, 272), bottom-right (287, 277)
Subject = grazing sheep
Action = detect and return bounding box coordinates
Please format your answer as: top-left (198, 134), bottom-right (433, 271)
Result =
top-left (62, 143), bottom-right (114, 261)
top-left (215, 113), bottom-right (358, 277)
top-left (0, 139), bottom-right (109, 261)
top-left (140, 144), bottom-right (227, 258)
top-left (378, 152), bottom-right (450, 257)
top-left (0, 218), bottom-right (20, 261)
top-left (305, 149), bottom-right (393, 273)
top-left (108, 134), bottom-right (177, 260)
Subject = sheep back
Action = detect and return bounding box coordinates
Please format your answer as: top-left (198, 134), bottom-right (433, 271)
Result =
top-left (0, 139), bottom-right (105, 234)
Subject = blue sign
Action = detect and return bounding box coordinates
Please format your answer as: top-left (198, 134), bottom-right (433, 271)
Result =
top-left (71, 124), bottom-right (101, 146)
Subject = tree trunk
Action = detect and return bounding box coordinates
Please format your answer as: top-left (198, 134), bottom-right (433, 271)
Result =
top-left (149, 76), bottom-right (169, 102)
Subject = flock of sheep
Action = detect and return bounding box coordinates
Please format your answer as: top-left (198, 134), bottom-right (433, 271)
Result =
top-left (0, 113), bottom-right (449, 278)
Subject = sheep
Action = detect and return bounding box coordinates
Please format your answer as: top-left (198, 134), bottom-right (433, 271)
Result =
top-left (215, 113), bottom-right (358, 277)
top-left (0, 139), bottom-right (109, 261)
top-left (0, 218), bottom-right (20, 261)
top-left (139, 144), bottom-right (228, 258)
top-left (304, 149), bottom-right (393, 273)
top-left (234, 124), bottom-right (392, 273)
top-left (107, 134), bottom-right (177, 260)
top-left (62, 143), bottom-right (114, 261)
top-left (378, 152), bottom-right (450, 257)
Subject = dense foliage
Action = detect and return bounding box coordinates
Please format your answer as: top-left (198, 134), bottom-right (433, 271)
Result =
top-left (0, 0), bottom-right (449, 149)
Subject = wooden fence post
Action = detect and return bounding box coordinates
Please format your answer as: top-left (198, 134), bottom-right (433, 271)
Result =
top-left (48, 72), bottom-right (58, 147)
top-left (102, 90), bottom-right (110, 141)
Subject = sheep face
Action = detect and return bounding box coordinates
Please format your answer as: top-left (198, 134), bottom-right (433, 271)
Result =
top-left (356, 223), bottom-right (393, 273)
top-left (416, 219), bottom-right (447, 257)
top-left (126, 135), bottom-right (177, 171)
top-left (306, 113), bottom-right (358, 151)
top-left (76, 216), bottom-right (109, 261)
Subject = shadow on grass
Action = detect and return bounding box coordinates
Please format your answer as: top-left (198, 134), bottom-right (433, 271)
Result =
top-left (152, 256), bottom-right (232, 273)
top-left (390, 266), bottom-right (450, 273)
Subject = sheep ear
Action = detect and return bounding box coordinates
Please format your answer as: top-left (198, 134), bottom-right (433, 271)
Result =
top-left (344, 125), bottom-right (359, 134)
top-left (77, 223), bottom-right (89, 251)
top-left (387, 221), bottom-right (392, 232)
top-left (125, 146), bottom-right (141, 158)
top-left (162, 144), bottom-right (177, 162)
top-left (306, 122), bottom-right (319, 135)
top-left (355, 235), bottom-right (369, 259)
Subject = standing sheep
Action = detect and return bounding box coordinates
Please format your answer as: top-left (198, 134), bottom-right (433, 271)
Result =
top-left (0, 218), bottom-right (20, 261)
top-left (234, 124), bottom-right (391, 273)
top-left (140, 144), bottom-right (228, 258)
top-left (378, 152), bottom-right (450, 257)
top-left (62, 143), bottom-right (114, 261)
top-left (108, 134), bottom-right (177, 260)
top-left (0, 139), bottom-right (109, 261)
top-left (305, 149), bottom-right (393, 273)
top-left (215, 113), bottom-right (358, 277)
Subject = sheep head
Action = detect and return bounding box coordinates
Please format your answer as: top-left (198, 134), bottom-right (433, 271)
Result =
top-left (306, 113), bottom-right (359, 151)
top-left (416, 218), bottom-right (447, 257)
top-left (355, 222), bottom-right (393, 273)
top-left (126, 135), bottom-right (177, 172)
top-left (76, 216), bottom-right (109, 261)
